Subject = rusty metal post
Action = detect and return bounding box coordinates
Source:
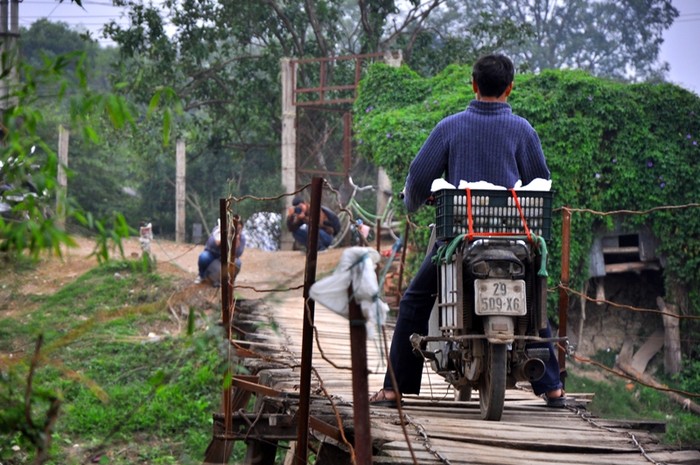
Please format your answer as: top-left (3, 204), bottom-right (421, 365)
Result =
top-left (294, 177), bottom-right (323, 465)
top-left (397, 218), bottom-right (410, 299)
top-left (220, 199), bottom-right (232, 339)
top-left (343, 112), bottom-right (352, 175)
top-left (558, 207), bottom-right (571, 385)
top-left (348, 289), bottom-right (372, 464)
top-left (375, 219), bottom-right (381, 252)
top-left (218, 199), bottom-right (234, 446)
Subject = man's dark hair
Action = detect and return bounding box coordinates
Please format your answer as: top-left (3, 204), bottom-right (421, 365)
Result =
top-left (471, 54), bottom-right (515, 97)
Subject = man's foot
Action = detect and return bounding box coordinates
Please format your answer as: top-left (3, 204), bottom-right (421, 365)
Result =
top-left (369, 389), bottom-right (401, 408)
top-left (194, 276), bottom-right (203, 284)
top-left (543, 389), bottom-right (567, 408)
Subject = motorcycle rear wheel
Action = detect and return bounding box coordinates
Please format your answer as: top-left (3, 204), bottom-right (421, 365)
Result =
top-left (479, 343), bottom-right (507, 421)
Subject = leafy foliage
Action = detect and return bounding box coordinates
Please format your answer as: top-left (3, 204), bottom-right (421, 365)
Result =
top-left (354, 63), bottom-right (700, 349)
top-left (1, 47), bottom-right (137, 260)
top-left (98, 0), bottom-right (458, 235)
top-left (0, 260), bottom-right (224, 464)
top-left (19, 19), bottom-right (116, 92)
top-left (566, 369), bottom-right (700, 446)
top-left (416, 0), bottom-right (678, 81)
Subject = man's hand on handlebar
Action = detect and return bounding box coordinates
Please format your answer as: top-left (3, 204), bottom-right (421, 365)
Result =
top-left (399, 189), bottom-right (434, 206)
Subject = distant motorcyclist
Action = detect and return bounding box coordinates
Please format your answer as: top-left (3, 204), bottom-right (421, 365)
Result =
top-left (195, 220), bottom-right (246, 287)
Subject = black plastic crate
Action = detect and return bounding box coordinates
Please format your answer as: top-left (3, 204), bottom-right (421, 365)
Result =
top-left (435, 189), bottom-right (554, 240)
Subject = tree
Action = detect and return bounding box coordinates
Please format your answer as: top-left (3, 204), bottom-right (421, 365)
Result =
top-left (1, 32), bottom-right (134, 259)
top-left (417, 0), bottom-right (678, 81)
top-left (19, 19), bottom-right (117, 92)
top-left (393, 0), bottom-right (533, 76)
top-left (101, 0), bottom-right (450, 233)
top-left (18, 21), bottom-right (139, 227)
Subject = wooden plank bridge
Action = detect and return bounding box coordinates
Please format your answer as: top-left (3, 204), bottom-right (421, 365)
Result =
top-left (203, 290), bottom-right (700, 465)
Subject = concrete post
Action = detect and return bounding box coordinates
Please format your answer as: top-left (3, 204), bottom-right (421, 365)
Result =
top-left (175, 138), bottom-right (186, 243)
top-left (375, 52), bottom-right (402, 234)
top-left (376, 167), bottom-right (392, 225)
top-left (281, 58), bottom-right (297, 249)
top-left (56, 125), bottom-right (69, 229)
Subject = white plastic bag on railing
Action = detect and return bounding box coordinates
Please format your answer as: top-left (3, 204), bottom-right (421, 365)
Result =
top-left (309, 247), bottom-right (389, 338)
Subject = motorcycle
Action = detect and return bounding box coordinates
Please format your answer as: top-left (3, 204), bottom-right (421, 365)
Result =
top-left (0, 175), bottom-right (41, 222)
top-left (410, 188), bottom-right (563, 421)
top-left (1, 146), bottom-right (50, 223)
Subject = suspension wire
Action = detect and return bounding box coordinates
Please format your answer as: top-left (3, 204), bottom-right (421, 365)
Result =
top-left (565, 405), bottom-right (668, 465)
top-left (564, 349), bottom-right (700, 399)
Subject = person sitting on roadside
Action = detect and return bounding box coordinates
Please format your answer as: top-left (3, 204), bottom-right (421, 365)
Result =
top-left (195, 221), bottom-right (246, 286)
top-left (286, 196), bottom-right (340, 251)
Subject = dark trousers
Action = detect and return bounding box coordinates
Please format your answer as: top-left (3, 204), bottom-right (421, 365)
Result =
top-left (197, 249), bottom-right (219, 279)
top-left (292, 224), bottom-right (333, 251)
top-left (383, 244), bottom-right (562, 396)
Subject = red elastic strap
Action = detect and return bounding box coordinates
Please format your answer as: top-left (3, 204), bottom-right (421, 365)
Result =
top-left (464, 188), bottom-right (533, 242)
top-left (509, 189), bottom-right (532, 242)
top-left (466, 188), bottom-right (474, 242)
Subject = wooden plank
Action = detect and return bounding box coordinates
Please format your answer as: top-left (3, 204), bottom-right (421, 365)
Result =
top-left (602, 246), bottom-right (639, 255)
top-left (377, 443), bottom-right (683, 465)
top-left (370, 421), bottom-right (635, 453)
top-left (379, 434), bottom-right (700, 465)
top-left (604, 261), bottom-right (660, 273)
top-left (593, 419), bottom-right (666, 433)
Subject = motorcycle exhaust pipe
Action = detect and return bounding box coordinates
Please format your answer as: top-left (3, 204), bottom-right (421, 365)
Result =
top-left (513, 358), bottom-right (546, 382)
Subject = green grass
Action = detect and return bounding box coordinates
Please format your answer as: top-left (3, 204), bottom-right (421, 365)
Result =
top-left (0, 259), bottom-right (230, 465)
top-left (566, 363), bottom-right (700, 447)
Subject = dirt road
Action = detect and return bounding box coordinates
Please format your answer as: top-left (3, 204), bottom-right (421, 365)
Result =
top-left (14, 236), bottom-right (346, 301)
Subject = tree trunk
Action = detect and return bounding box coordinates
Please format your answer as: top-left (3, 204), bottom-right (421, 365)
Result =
top-left (657, 297), bottom-right (681, 375)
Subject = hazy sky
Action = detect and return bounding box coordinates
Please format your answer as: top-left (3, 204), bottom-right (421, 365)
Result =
top-left (18, 0), bottom-right (700, 94)
top-left (659, 0), bottom-right (700, 94)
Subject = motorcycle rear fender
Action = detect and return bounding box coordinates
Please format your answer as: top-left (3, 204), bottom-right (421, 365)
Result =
top-left (483, 316), bottom-right (515, 344)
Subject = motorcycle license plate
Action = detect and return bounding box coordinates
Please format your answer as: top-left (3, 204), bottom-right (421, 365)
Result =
top-left (474, 279), bottom-right (527, 316)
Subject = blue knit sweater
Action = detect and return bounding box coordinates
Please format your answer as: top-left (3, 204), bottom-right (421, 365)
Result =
top-left (403, 100), bottom-right (550, 212)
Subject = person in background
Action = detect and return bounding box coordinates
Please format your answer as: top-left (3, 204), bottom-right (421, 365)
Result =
top-left (138, 221), bottom-right (153, 259)
top-left (195, 220), bottom-right (246, 286)
top-left (286, 196), bottom-right (340, 251)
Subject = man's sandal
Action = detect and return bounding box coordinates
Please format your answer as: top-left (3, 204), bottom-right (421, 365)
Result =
top-left (369, 389), bottom-right (402, 408)
top-left (544, 390), bottom-right (568, 408)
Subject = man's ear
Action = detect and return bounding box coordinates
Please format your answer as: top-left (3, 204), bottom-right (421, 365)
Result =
top-left (472, 80), bottom-right (479, 94)
top-left (504, 82), bottom-right (514, 97)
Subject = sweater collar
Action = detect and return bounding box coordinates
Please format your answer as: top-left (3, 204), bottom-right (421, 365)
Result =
top-left (467, 99), bottom-right (512, 114)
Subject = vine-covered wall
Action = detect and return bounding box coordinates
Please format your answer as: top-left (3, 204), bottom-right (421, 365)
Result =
top-left (354, 64), bottom-right (700, 336)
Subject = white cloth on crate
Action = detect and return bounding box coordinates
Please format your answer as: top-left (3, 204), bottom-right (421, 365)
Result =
top-left (516, 178), bottom-right (552, 191)
top-left (430, 177), bottom-right (551, 192)
top-left (457, 180), bottom-right (508, 190)
top-left (309, 247), bottom-right (389, 339)
top-left (429, 178), bottom-right (456, 192)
